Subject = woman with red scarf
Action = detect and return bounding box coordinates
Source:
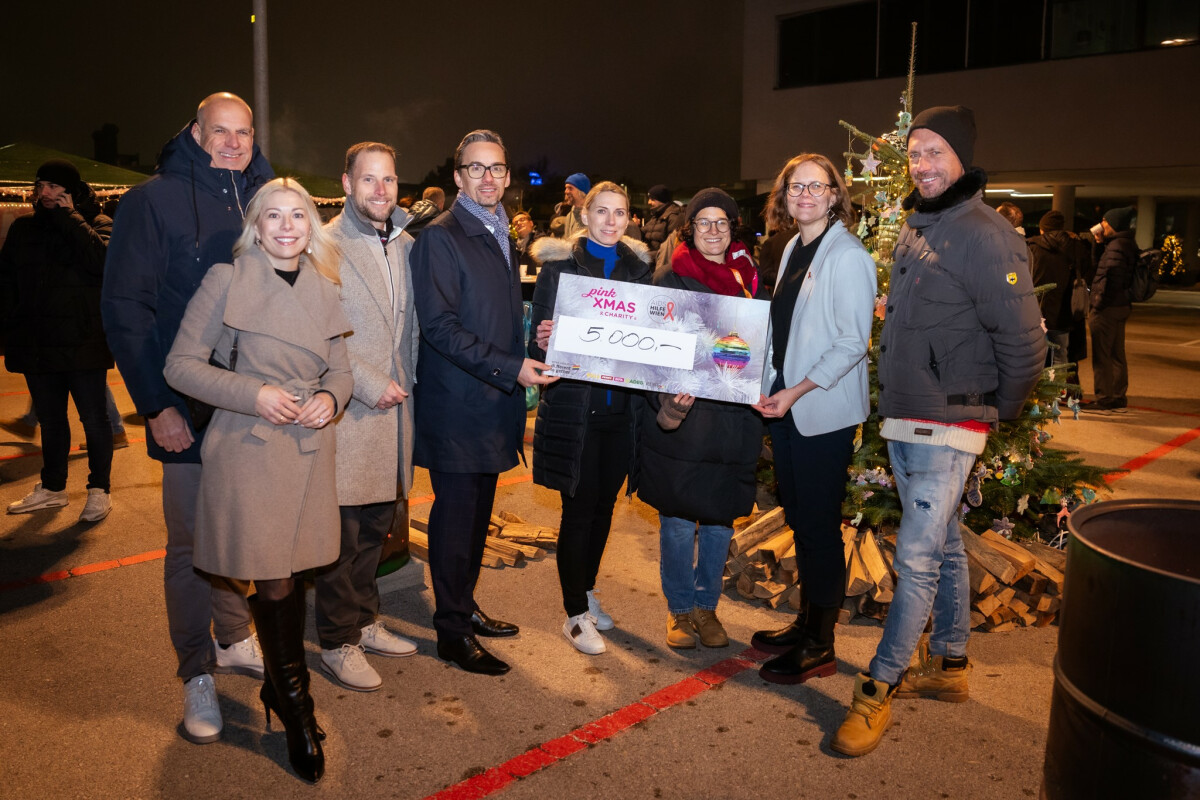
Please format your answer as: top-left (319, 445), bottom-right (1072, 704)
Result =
top-left (637, 188), bottom-right (766, 650)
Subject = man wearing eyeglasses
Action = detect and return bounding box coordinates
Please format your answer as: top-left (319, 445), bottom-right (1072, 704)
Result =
top-left (410, 130), bottom-right (557, 675)
top-left (832, 106), bottom-right (1044, 756)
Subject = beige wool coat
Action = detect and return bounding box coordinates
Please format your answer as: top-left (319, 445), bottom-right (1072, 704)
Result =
top-left (325, 202), bottom-right (419, 505)
top-left (164, 250), bottom-right (353, 580)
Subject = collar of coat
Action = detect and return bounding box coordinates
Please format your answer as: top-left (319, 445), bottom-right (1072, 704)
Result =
top-left (902, 166), bottom-right (988, 214)
top-left (342, 195), bottom-right (412, 241)
top-left (224, 248), bottom-right (351, 358)
top-left (529, 231), bottom-right (651, 271)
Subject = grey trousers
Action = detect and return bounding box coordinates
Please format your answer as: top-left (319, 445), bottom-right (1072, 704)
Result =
top-left (314, 501), bottom-right (392, 650)
top-left (161, 462), bottom-right (253, 681)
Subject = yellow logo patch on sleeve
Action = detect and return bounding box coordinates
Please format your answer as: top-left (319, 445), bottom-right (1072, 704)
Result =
top-left (1006, 272), bottom-right (1018, 285)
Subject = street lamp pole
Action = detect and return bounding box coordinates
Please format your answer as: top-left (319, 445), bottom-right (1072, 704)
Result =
top-left (252, 0), bottom-right (270, 159)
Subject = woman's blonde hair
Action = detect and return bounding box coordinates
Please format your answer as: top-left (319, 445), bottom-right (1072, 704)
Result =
top-left (763, 153), bottom-right (854, 233)
top-left (582, 180), bottom-right (629, 212)
top-left (234, 177), bottom-right (341, 285)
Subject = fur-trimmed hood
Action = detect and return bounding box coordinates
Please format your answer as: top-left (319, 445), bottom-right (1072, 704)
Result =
top-left (530, 231), bottom-right (650, 266)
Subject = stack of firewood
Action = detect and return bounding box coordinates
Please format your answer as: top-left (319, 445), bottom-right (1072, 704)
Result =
top-left (724, 507), bottom-right (1067, 632)
top-left (408, 511), bottom-right (558, 569)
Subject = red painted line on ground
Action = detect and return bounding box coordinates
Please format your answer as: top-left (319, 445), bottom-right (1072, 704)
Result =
top-left (0, 549), bottom-right (165, 594)
top-left (407, 474), bottom-right (534, 508)
top-left (0, 436), bottom-right (148, 461)
top-left (1106, 424), bottom-right (1200, 483)
top-left (422, 653), bottom-right (761, 799)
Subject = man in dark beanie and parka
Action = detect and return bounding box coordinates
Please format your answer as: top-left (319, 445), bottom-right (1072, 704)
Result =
top-left (1087, 206), bottom-right (1138, 410)
top-left (831, 106), bottom-right (1045, 756)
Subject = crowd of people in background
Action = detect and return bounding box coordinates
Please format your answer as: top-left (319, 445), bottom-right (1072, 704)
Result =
top-left (2, 89), bottom-right (1144, 781)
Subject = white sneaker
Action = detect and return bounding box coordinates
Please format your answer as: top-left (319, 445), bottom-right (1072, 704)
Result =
top-left (320, 643), bottom-right (382, 691)
top-left (213, 634), bottom-right (264, 679)
top-left (586, 590), bottom-right (614, 631)
top-left (360, 620), bottom-right (417, 657)
top-left (563, 612), bottom-right (606, 655)
top-left (181, 674), bottom-right (222, 744)
top-left (77, 488), bottom-right (112, 522)
top-left (7, 483), bottom-right (68, 514)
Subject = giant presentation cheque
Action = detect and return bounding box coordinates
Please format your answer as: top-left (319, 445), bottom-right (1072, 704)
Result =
top-left (545, 274), bottom-right (770, 404)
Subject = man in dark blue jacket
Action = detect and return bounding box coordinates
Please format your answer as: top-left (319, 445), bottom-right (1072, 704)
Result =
top-left (101, 92), bottom-right (273, 744)
top-left (410, 129), bottom-right (556, 675)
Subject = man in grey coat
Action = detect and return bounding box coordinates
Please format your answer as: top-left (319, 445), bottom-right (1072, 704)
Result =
top-left (316, 143), bottom-right (420, 692)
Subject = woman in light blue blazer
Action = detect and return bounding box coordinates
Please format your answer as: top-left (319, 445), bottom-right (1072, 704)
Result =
top-left (751, 153), bottom-right (876, 685)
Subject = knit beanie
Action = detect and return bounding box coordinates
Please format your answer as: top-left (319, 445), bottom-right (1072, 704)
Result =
top-left (908, 106), bottom-right (976, 169)
top-left (648, 184), bottom-right (672, 204)
top-left (565, 173), bottom-right (591, 194)
top-left (1039, 210), bottom-right (1066, 232)
top-left (683, 187), bottom-right (739, 225)
top-left (35, 159), bottom-right (82, 193)
top-left (1103, 206), bottom-right (1135, 233)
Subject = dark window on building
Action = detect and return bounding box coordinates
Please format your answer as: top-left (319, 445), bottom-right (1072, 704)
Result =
top-left (879, 0), bottom-right (968, 77)
top-left (778, 2), bottom-right (876, 88)
top-left (969, 0), bottom-right (1047, 67)
top-left (776, 0), bottom-right (1197, 90)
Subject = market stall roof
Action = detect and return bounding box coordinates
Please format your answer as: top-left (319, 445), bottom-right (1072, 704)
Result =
top-left (0, 142), bottom-right (150, 187)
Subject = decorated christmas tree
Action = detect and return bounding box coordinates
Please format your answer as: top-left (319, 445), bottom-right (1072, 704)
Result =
top-left (835, 26), bottom-right (1112, 542)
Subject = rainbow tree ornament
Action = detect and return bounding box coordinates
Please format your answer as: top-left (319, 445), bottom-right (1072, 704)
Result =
top-left (712, 332), bottom-right (751, 371)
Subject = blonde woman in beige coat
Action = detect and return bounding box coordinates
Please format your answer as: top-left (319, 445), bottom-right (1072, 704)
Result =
top-left (165, 178), bottom-right (352, 784)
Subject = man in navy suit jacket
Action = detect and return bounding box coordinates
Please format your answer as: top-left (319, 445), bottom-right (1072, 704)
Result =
top-left (410, 129), bottom-right (555, 675)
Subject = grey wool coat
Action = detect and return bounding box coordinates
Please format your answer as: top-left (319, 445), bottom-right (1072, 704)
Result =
top-left (325, 201), bottom-right (419, 505)
top-left (164, 249), bottom-right (353, 580)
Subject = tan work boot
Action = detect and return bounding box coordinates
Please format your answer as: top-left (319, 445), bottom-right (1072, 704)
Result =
top-left (689, 608), bottom-right (729, 648)
top-left (666, 613), bottom-right (697, 649)
top-left (831, 673), bottom-right (894, 757)
top-left (895, 637), bottom-right (970, 702)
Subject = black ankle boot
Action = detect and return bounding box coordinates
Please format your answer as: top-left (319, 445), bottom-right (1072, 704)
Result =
top-left (751, 609), bottom-right (806, 654)
top-left (758, 604), bottom-right (839, 685)
top-left (249, 587), bottom-right (325, 783)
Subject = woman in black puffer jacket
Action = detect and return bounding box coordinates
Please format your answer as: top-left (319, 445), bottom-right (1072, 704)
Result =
top-left (1, 160), bottom-right (114, 522)
top-left (528, 181), bottom-right (652, 656)
top-left (637, 188), bottom-right (766, 651)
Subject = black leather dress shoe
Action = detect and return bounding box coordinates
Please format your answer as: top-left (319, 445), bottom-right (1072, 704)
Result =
top-left (436, 635), bottom-right (510, 675)
top-left (471, 609), bottom-right (519, 637)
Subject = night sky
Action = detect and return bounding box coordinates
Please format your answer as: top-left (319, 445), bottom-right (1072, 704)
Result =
top-left (5, 1), bottom-right (744, 189)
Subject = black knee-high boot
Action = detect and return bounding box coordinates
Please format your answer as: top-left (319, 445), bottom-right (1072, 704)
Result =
top-left (757, 604), bottom-right (840, 685)
top-left (249, 586), bottom-right (325, 783)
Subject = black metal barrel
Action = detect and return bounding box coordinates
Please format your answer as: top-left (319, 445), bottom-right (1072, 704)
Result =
top-left (1043, 498), bottom-right (1200, 799)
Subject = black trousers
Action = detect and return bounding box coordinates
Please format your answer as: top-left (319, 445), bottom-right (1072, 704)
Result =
top-left (25, 369), bottom-right (112, 492)
top-left (1090, 305), bottom-right (1131, 404)
top-left (769, 412), bottom-right (857, 608)
top-left (557, 413), bottom-right (630, 617)
top-left (314, 500), bottom-right (392, 649)
top-left (427, 470), bottom-right (498, 639)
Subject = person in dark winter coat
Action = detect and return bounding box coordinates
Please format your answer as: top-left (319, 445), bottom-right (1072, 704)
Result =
top-left (411, 129), bottom-right (557, 678)
top-left (1087, 206), bottom-right (1137, 410)
top-left (529, 181), bottom-right (652, 656)
top-left (637, 187), bottom-right (766, 652)
top-left (1, 160), bottom-right (115, 523)
top-left (404, 186), bottom-right (444, 238)
top-left (101, 93), bottom-right (273, 747)
top-left (1028, 210), bottom-right (1086, 367)
top-left (830, 106), bottom-right (1045, 758)
top-left (750, 155), bottom-right (876, 686)
top-left (641, 184), bottom-right (683, 262)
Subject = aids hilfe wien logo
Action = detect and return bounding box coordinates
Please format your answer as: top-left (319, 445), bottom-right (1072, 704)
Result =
top-left (647, 295), bottom-right (676, 323)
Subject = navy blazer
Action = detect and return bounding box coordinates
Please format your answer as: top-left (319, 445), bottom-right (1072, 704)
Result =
top-left (410, 202), bottom-right (526, 473)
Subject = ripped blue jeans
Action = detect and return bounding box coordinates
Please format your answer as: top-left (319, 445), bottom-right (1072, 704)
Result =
top-left (868, 440), bottom-right (977, 685)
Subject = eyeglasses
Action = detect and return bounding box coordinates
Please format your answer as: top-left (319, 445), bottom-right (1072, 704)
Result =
top-left (458, 162), bottom-right (509, 179)
top-left (693, 218), bottom-right (731, 233)
top-left (786, 181), bottom-right (830, 197)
